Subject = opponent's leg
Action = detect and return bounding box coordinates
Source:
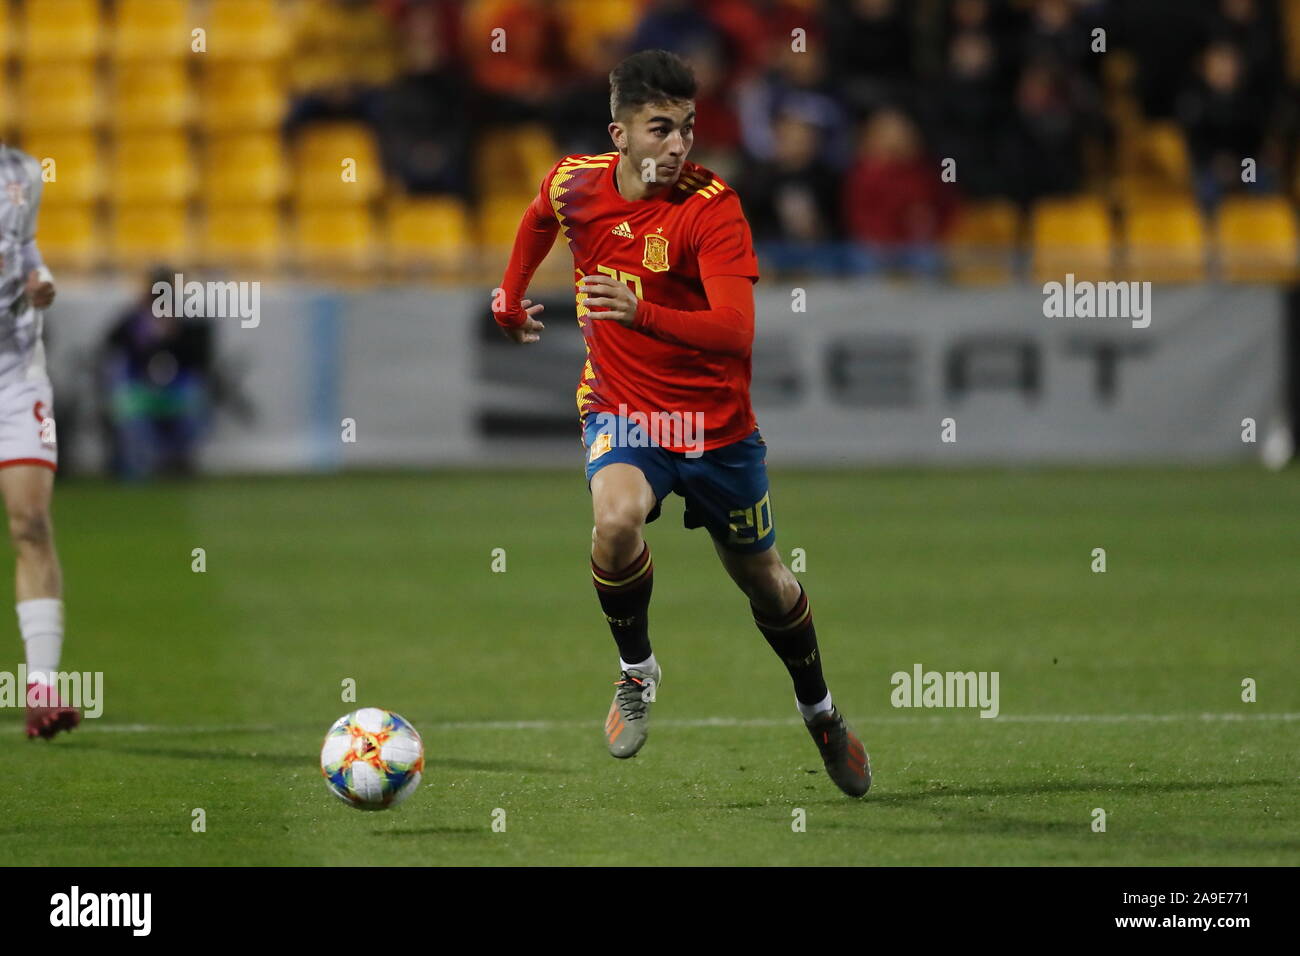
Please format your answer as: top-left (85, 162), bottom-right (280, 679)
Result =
top-left (0, 463), bottom-right (79, 740)
top-left (591, 462), bottom-right (660, 757)
top-left (713, 539), bottom-right (870, 797)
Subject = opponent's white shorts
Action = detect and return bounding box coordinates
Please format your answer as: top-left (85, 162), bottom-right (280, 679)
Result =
top-left (0, 378), bottom-right (57, 472)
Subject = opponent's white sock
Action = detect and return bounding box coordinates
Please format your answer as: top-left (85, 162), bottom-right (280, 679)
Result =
top-left (620, 652), bottom-right (658, 676)
top-left (797, 690), bottom-right (833, 721)
top-left (18, 598), bottom-right (63, 686)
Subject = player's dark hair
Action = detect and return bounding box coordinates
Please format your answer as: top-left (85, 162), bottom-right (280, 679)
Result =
top-left (609, 49), bottom-right (697, 120)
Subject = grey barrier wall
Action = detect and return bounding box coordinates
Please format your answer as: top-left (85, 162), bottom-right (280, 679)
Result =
top-left (45, 281), bottom-right (1287, 473)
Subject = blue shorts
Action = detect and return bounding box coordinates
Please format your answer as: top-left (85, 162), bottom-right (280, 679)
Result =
top-left (582, 413), bottom-right (775, 554)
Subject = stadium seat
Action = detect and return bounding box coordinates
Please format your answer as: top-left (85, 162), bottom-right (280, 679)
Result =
top-left (1122, 196), bottom-right (1207, 281)
top-left (32, 203), bottom-right (100, 271)
top-left (292, 123), bottom-right (384, 205)
top-left (18, 64), bottom-right (99, 132)
top-left (113, 62), bottom-right (193, 131)
top-left (479, 196), bottom-right (532, 252)
top-left (18, 132), bottom-right (101, 205)
top-left (1030, 196), bottom-right (1115, 281)
top-left (1115, 122), bottom-right (1192, 206)
top-left (1215, 196), bottom-right (1298, 282)
top-left (385, 196), bottom-right (473, 273)
top-left (20, 0), bottom-right (101, 61)
top-left (294, 205), bottom-right (378, 272)
top-left (203, 134), bottom-right (288, 204)
top-left (945, 200), bottom-right (1021, 283)
top-left (111, 133), bottom-right (196, 204)
top-left (204, 0), bottom-right (289, 61)
top-left (201, 205), bottom-right (285, 269)
top-left (198, 63), bottom-right (287, 132)
top-left (111, 203), bottom-right (192, 267)
top-left (111, 0), bottom-right (191, 61)
top-left (558, 0), bottom-right (639, 66)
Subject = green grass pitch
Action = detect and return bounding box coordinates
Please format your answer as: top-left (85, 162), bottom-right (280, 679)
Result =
top-left (0, 468), bottom-right (1296, 865)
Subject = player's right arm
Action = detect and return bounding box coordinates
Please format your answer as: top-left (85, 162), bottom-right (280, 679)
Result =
top-left (492, 169), bottom-right (561, 344)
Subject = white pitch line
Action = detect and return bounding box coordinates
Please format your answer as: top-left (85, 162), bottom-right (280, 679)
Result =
top-left (80, 712), bottom-right (1300, 734)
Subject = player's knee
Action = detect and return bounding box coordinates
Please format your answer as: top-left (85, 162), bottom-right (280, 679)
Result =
top-left (592, 505), bottom-right (643, 553)
top-left (8, 507), bottom-right (52, 550)
top-left (737, 558), bottom-right (793, 606)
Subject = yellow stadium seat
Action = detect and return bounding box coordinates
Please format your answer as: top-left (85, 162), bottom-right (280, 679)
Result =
top-left (1031, 196), bottom-right (1115, 281)
top-left (33, 203), bottom-right (101, 271)
top-left (202, 134), bottom-right (287, 204)
top-left (478, 196), bottom-right (535, 252)
top-left (111, 203), bottom-right (192, 267)
top-left (1123, 196), bottom-right (1207, 281)
top-left (385, 196), bottom-right (472, 272)
top-left (201, 205), bottom-right (285, 269)
top-left (294, 205), bottom-right (377, 271)
top-left (21, 0), bottom-right (101, 61)
top-left (18, 64), bottom-right (99, 132)
top-left (198, 63), bottom-right (287, 132)
top-left (205, 0), bottom-right (289, 61)
top-left (558, 0), bottom-right (639, 66)
top-left (112, 0), bottom-right (191, 61)
top-left (18, 133), bottom-right (101, 205)
top-left (293, 123), bottom-right (384, 205)
top-left (112, 133), bottom-right (196, 204)
top-left (113, 62), bottom-right (193, 131)
top-left (1116, 122), bottom-right (1192, 204)
top-left (1215, 196), bottom-right (1298, 282)
top-left (945, 200), bottom-right (1021, 283)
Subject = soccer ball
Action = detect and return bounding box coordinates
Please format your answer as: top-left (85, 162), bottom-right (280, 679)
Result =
top-left (320, 708), bottom-right (424, 811)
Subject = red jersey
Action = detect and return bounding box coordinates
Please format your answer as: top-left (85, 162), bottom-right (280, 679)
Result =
top-left (498, 152), bottom-right (761, 452)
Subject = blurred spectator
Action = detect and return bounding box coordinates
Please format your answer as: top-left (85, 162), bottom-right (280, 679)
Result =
top-left (100, 270), bottom-right (214, 481)
top-left (843, 107), bottom-right (957, 276)
top-left (1205, 0), bottom-right (1284, 101)
top-left (284, 0), bottom-right (401, 136)
top-left (681, 38), bottom-right (744, 178)
top-left (1178, 41), bottom-right (1275, 207)
top-left (738, 42), bottom-right (852, 168)
top-left (826, 0), bottom-right (916, 118)
top-left (929, 31), bottom-right (1010, 198)
top-left (1004, 59), bottom-right (1091, 203)
top-left (375, 2), bottom-right (472, 194)
top-left (464, 0), bottom-right (572, 127)
top-left (739, 111), bottom-right (845, 274)
top-left (547, 36), bottom-right (625, 158)
top-left (1116, 0), bottom-right (1211, 119)
top-left (631, 0), bottom-right (726, 59)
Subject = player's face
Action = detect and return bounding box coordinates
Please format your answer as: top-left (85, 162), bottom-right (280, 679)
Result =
top-left (612, 101), bottom-right (695, 186)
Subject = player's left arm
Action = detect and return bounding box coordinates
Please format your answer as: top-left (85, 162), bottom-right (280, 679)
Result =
top-left (21, 161), bottom-right (54, 309)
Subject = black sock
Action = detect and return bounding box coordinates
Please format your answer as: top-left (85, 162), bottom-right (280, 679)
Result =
top-left (591, 542), bottom-right (653, 665)
top-left (752, 583), bottom-right (828, 706)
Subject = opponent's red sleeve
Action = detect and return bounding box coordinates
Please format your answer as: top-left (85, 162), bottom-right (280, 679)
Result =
top-left (631, 273), bottom-right (755, 358)
top-left (493, 182), bottom-right (560, 329)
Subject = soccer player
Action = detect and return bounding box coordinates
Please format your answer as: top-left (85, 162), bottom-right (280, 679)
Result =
top-left (492, 50), bottom-right (869, 797)
top-left (0, 143), bottom-right (79, 739)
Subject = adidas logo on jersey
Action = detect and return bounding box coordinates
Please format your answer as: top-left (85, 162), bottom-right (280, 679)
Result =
top-left (611, 221), bottom-right (634, 239)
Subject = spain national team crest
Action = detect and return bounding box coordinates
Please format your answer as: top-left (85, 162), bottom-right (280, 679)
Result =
top-left (642, 234), bottom-right (670, 273)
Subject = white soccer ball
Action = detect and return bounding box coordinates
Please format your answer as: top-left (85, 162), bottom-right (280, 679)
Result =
top-left (320, 708), bottom-right (424, 811)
